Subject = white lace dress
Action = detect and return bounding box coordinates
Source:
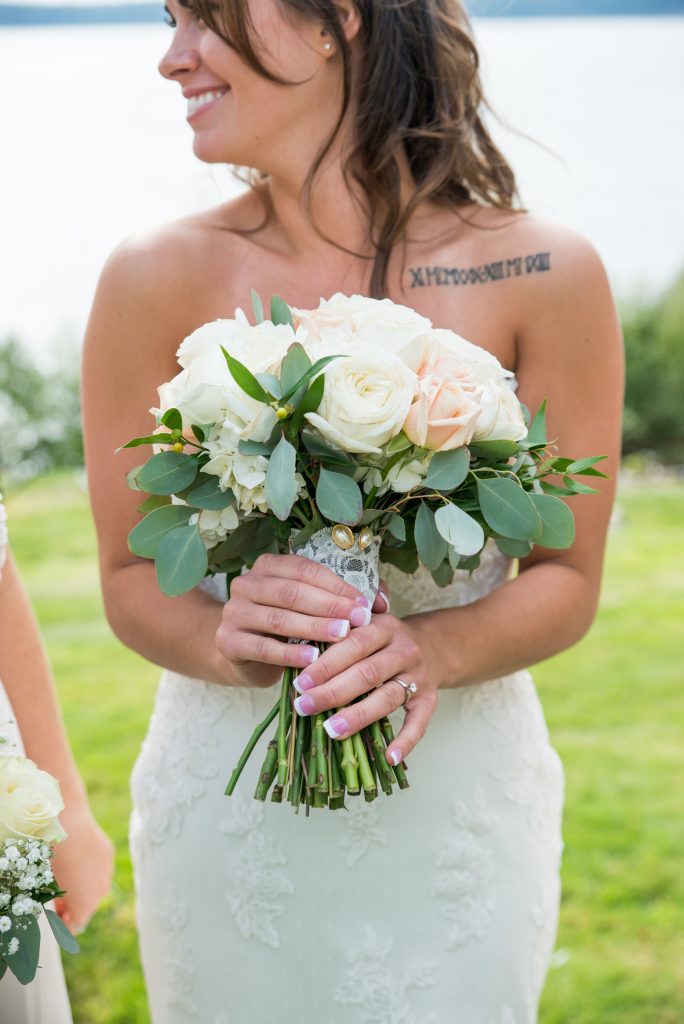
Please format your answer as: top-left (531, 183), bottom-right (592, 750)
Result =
top-left (0, 497), bottom-right (73, 1022)
top-left (130, 542), bottom-right (564, 1024)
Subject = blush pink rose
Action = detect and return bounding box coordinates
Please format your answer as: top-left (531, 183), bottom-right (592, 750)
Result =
top-left (403, 375), bottom-right (481, 451)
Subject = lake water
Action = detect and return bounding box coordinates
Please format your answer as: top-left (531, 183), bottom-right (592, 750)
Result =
top-left (1, 16), bottom-right (683, 353)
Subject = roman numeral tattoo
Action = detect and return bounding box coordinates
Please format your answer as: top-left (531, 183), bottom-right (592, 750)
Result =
top-left (408, 252), bottom-right (552, 289)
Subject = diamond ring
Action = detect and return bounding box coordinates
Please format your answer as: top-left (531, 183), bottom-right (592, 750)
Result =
top-left (392, 677), bottom-right (417, 708)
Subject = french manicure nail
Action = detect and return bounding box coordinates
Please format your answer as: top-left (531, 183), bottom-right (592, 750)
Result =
top-left (294, 694), bottom-right (315, 716)
top-left (355, 594), bottom-right (370, 607)
top-left (329, 619), bottom-right (350, 639)
top-left (301, 646), bottom-right (319, 666)
top-left (377, 589), bottom-right (390, 613)
top-left (323, 716), bottom-right (348, 739)
top-left (389, 748), bottom-right (402, 766)
top-left (293, 672), bottom-right (315, 693)
top-left (350, 605), bottom-right (372, 628)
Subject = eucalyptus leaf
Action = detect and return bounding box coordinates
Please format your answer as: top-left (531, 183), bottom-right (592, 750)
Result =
top-left (221, 347), bottom-right (271, 404)
top-left (45, 909), bottom-right (80, 955)
top-left (155, 525), bottom-right (208, 597)
top-left (316, 467), bottom-right (363, 526)
top-left (251, 288), bottom-right (264, 324)
top-left (386, 431), bottom-right (412, 455)
top-left (414, 502), bottom-right (448, 571)
top-left (270, 294), bottom-right (294, 327)
top-left (212, 518), bottom-right (274, 561)
top-left (255, 372), bottom-right (282, 399)
top-left (161, 407), bottom-right (182, 431)
top-left (529, 493), bottom-right (576, 549)
top-left (289, 511), bottom-right (325, 550)
top-left (448, 545), bottom-right (461, 570)
top-left (265, 436), bottom-right (299, 521)
top-left (432, 559), bottom-right (455, 588)
top-left (476, 476), bottom-right (542, 540)
top-left (423, 448), bottom-right (470, 492)
top-left (238, 438), bottom-right (277, 457)
top-left (469, 439), bottom-right (520, 461)
top-left (458, 553), bottom-right (481, 572)
top-left (379, 543), bottom-right (419, 574)
top-left (0, 913), bottom-right (40, 984)
top-left (280, 343), bottom-right (312, 397)
top-left (186, 474), bottom-right (236, 511)
top-left (281, 354), bottom-right (342, 403)
top-left (126, 465), bottom-right (144, 492)
top-left (359, 508), bottom-right (387, 525)
top-left (137, 451), bottom-right (199, 495)
top-left (434, 503), bottom-right (485, 557)
top-left (495, 536), bottom-right (533, 559)
top-left (128, 504), bottom-right (194, 558)
top-left (302, 431), bottom-right (354, 465)
top-left (387, 515), bottom-right (406, 542)
top-left (137, 494), bottom-right (171, 515)
top-left (524, 399), bottom-right (548, 447)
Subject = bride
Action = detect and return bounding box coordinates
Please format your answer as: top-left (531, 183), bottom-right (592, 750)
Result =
top-left (82, 0), bottom-right (623, 1020)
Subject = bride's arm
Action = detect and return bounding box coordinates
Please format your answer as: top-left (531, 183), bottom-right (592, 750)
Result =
top-left (83, 234), bottom-right (386, 687)
top-left (0, 551), bottom-right (114, 931)
top-left (284, 228), bottom-right (624, 764)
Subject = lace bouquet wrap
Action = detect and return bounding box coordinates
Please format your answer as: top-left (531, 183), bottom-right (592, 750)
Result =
top-left (124, 290), bottom-right (605, 814)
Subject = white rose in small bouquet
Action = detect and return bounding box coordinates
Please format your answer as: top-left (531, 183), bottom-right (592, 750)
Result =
top-left (0, 756), bottom-right (66, 844)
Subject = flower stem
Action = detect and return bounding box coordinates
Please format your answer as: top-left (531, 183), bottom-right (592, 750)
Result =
top-left (277, 668), bottom-right (293, 787)
top-left (254, 737), bottom-right (278, 801)
top-left (314, 714), bottom-right (328, 793)
top-left (369, 721), bottom-right (395, 794)
top-left (225, 697), bottom-right (280, 796)
top-left (339, 736), bottom-right (360, 794)
top-left (379, 716), bottom-right (410, 789)
top-left (353, 731), bottom-right (377, 799)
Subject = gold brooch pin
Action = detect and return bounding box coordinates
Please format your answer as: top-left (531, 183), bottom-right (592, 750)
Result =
top-left (331, 524), bottom-right (374, 550)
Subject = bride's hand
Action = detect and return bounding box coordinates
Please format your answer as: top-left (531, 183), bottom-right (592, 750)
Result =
top-left (288, 611), bottom-right (438, 766)
top-left (215, 553), bottom-right (390, 689)
top-left (51, 804), bottom-right (115, 934)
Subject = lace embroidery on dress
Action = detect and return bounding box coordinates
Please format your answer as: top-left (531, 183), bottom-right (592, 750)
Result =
top-left (433, 785), bottom-right (498, 949)
top-left (220, 792), bottom-right (294, 949)
top-left (340, 799), bottom-right (388, 867)
top-left (130, 674), bottom-right (252, 854)
top-left (528, 876), bottom-right (561, 1006)
top-left (332, 924), bottom-right (440, 1024)
top-left (154, 885), bottom-right (199, 1016)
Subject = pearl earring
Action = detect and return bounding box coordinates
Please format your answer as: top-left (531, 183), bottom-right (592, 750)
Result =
top-left (323, 41), bottom-right (333, 52)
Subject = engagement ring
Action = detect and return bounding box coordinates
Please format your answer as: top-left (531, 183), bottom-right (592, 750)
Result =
top-left (393, 677), bottom-right (417, 708)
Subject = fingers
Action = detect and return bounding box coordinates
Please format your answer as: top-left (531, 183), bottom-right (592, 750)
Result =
top-left (318, 678), bottom-right (407, 740)
top-left (251, 553), bottom-right (372, 607)
top-left (383, 691), bottom-right (438, 766)
top-left (291, 616), bottom-right (394, 694)
top-left (228, 591), bottom-right (370, 644)
top-left (372, 581), bottom-right (391, 615)
top-left (216, 627), bottom-right (321, 671)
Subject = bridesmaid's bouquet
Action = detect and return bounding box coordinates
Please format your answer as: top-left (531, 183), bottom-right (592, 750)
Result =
top-left (0, 752), bottom-right (79, 983)
top-left (123, 292), bottom-right (605, 813)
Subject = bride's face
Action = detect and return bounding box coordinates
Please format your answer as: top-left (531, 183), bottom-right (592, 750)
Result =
top-left (159, 0), bottom-right (341, 170)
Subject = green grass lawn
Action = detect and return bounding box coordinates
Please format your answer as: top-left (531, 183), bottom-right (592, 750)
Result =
top-left (5, 473), bottom-right (684, 1022)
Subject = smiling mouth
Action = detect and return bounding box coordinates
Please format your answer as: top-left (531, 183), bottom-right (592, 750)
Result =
top-left (187, 88), bottom-right (229, 118)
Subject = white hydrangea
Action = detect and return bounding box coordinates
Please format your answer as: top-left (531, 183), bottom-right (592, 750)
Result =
top-left (0, 915), bottom-right (11, 932)
top-left (189, 507), bottom-right (240, 549)
top-left (362, 456), bottom-right (430, 497)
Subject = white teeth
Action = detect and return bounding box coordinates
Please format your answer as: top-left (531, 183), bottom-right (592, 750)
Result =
top-left (187, 90), bottom-right (226, 116)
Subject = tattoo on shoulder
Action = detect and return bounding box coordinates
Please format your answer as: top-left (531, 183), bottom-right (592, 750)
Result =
top-left (408, 251), bottom-right (552, 289)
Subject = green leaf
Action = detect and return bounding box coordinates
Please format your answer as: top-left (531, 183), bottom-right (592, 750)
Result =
top-left (386, 431), bottom-right (412, 455)
top-left (44, 909), bottom-right (80, 955)
top-left (137, 451), bottom-right (199, 495)
top-left (414, 502), bottom-right (448, 571)
top-left (255, 372), bottom-right (282, 399)
top-left (190, 424), bottom-right (206, 443)
top-left (238, 438), bottom-right (277, 456)
top-left (359, 508), bottom-right (387, 525)
top-left (379, 543), bottom-right (419, 574)
top-left (563, 476), bottom-right (600, 495)
top-left (288, 510), bottom-right (325, 550)
top-left (280, 343), bottom-right (312, 397)
top-left (281, 355), bottom-right (342, 404)
top-left (128, 504), bottom-right (194, 558)
top-left (565, 455), bottom-right (609, 477)
top-left (495, 536), bottom-right (534, 558)
top-left (270, 294), bottom-right (294, 327)
top-left (387, 515), bottom-right (406, 542)
top-left (155, 525), bottom-right (208, 596)
top-left (434, 503), bottom-right (485, 557)
top-left (529, 493), bottom-right (576, 549)
top-left (121, 433), bottom-right (176, 450)
top-left (431, 559), bottom-right (454, 587)
top-left (316, 467), bottom-right (363, 526)
top-left (212, 518), bottom-right (274, 561)
top-left (126, 465), bottom-right (144, 492)
top-left (251, 288), bottom-right (264, 324)
top-left (291, 373), bottom-right (325, 434)
top-left (525, 400), bottom-right (548, 447)
top-left (458, 553), bottom-right (481, 572)
top-left (423, 448), bottom-right (470, 492)
top-left (448, 545), bottom-right (461, 570)
top-left (265, 436), bottom-right (299, 521)
top-left (469, 439), bottom-right (521, 461)
top-left (301, 431), bottom-right (354, 465)
top-left (186, 474), bottom-right (236, 511)
top-left (476, 476), bottom-right (542, 540)
top-left (0, 912), bottom-right (40, 984)
top-left (221, 347), bottom-right (271, 404)
top-left (540, 481), bottom-right (576, 497)
top-left (161, 407), bottom-right (182, 431)
top-left (137, 494), bottom-right (171, 515)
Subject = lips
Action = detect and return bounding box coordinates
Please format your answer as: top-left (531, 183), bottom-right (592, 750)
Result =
top-left (186, 87), bottom-right (229, 119)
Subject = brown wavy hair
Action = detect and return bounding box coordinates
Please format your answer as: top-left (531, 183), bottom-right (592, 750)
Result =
top-left (192, 0), bottom-right (519, 296)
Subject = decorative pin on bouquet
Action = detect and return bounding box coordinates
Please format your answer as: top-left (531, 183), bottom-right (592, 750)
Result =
top-left (0, 749), bottom-right (79, 983)
top-left (123, 291), bottom-right (606, 814)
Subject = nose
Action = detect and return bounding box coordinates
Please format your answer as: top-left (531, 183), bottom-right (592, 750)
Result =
top-left (158, 32), bottom-right (201, 81)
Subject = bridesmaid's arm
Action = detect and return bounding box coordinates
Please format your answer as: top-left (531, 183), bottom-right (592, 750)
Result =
top-left (0, 550), bottom-right (114, 931)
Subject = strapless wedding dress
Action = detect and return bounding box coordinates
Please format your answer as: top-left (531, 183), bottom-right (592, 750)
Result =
top-left (0, 497), bottom-right (73, 1023)
top-left (130, 541), bottom-right (564, 1024)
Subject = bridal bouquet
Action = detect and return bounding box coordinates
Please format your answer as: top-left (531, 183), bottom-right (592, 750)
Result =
top-left (124, 291), bottom-right (605, 813)
top-left (0, 751), bottom-right (79, 983)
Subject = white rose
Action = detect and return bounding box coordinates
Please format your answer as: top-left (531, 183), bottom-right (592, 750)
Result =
top-left (189, 506), bottom-right (239, 549)
top-left (427, 328), bottom-right (513, 386)
top-left (303, 341), bottom-right (417, 455)
top-left (0, 757), bottom-right (66, 845)
top-left (472, 380), bottom-right (527, 442)
top-left (156, 316), bottom-right (299, 429)
top-left (296, 294), bottom-right (432, 372)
